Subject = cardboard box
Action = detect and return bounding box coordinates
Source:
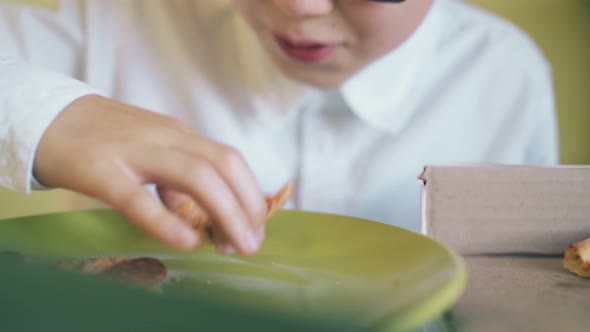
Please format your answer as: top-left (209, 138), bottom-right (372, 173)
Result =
top-left (419, 165), bottom-right (590, 331)
top-left (419, 165), bottom-right (590, 254)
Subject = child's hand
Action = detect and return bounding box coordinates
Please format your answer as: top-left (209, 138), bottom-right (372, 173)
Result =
top-left (33, 95), bottom-right (267, 255)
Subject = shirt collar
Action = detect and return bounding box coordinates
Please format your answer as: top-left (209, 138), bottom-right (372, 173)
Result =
top-left (232, 0), bottom-right (442, 132)
top-left (339, 0), bottom-right (441, 135)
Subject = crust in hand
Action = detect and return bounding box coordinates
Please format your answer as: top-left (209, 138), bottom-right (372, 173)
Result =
top-left (174, 182), bottom-right (294, 244)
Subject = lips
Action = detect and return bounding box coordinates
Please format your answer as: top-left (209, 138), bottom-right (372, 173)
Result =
top-left (273, 33), bottom-right (336, 63)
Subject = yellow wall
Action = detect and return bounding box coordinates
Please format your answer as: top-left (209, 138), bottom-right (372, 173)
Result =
top-left (1, 1), bottom-right (589, 219)
top-left (468, 0), bottom-right (590, 165)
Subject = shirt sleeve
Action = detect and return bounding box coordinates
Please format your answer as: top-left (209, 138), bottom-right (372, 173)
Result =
top-left (0, 1), bottom-right (100, 193)
top-left (524, 60), bottom-right (560, 165)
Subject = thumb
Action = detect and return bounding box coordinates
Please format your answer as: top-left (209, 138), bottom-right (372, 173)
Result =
top-left (157, 187), bottom-right (192, 212)
top-left (157, 186), bottom-right (210, 232)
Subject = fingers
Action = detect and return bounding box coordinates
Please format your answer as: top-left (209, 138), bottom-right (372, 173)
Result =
top-left (174, 138), bottom-right (268, 230)
top-left (209, 222), bottom-right (236, 256)
top-left (156, 167), bottom-right (289, 256)
top-left (93, 177), bottom-right (199, 251)
top-left (158, 187), bottom-right (236, 255)
top-left (210, 146), bottom-right (267, 229)
top-left (137, 148), bottom-right (261, 255)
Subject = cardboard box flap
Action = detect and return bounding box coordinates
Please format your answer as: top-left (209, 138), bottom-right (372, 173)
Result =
top-left (420, 164), bottom-right (590, 254)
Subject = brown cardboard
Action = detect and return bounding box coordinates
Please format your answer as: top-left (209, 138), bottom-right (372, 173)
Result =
top-left (419, 165), bottom-right (590, 254)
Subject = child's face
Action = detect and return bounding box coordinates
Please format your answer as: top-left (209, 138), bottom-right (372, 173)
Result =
top-left (234, 0), bottom-right (433, 88)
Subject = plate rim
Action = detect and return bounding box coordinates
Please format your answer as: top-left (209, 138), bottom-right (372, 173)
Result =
top-left (0, 208), bottom-right (467, 331)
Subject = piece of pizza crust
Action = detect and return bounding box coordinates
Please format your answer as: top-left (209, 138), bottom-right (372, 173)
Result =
top-left (265, 182), bottom-right (294, 219)
top-left (563, 238), bottom-right (590, 278)
top-left (174, 182), bottom-right (294, 244)
top-left (57, 256), bottom-right (168, 290)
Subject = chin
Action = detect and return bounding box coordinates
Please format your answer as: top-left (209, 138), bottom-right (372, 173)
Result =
top-left (273, 58), bottom-right (353, 89)
top-left (286, 71), bottom-right (347, 89)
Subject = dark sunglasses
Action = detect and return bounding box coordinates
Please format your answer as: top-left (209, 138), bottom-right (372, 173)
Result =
top-left (370, 0), bottom-right (406, 2)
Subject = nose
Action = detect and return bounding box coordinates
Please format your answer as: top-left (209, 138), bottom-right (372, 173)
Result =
top-left (271, 0), bottom-right (334, 17)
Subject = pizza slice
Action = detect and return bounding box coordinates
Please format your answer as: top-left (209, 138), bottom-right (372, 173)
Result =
top-left (563, 238), bottom-right (590, 278)
top-left (175, 182), bottom-right (294, 244)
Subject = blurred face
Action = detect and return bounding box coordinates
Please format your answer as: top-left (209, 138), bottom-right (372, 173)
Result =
top-left (233, 0), bottom-right (433, 88)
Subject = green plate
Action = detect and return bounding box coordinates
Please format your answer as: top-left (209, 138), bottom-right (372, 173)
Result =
top-left (0, 209), bottom-right (466, 331)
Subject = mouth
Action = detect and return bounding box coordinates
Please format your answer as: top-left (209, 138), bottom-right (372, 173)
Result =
top-left (273, 33), bottom-right (337, 63)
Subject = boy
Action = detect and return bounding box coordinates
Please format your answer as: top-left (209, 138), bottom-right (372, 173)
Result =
top-left (0, 0), bottom-right (558, 256)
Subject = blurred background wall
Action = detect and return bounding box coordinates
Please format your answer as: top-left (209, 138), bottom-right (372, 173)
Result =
top-left (469, 0), bottom-right (590, 165)
top-left (1, 0), bottom-right (589, 219)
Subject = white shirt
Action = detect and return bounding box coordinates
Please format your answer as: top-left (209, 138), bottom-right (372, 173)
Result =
top-left (0, 0), bottom-right (558, 232)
